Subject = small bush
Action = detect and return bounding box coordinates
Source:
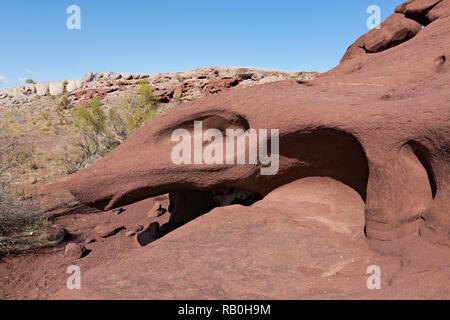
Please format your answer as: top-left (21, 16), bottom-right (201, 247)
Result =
top-left (0, 182), bottom-right (48, 237)
top-left (122, 83), bottom-right (158, 134)
top-left (0, 138), bottom-right (50, 254)
top-left (0, 139), bottom-right (35, 176)
top-left (63, 84), bottom-right (160, 173)
top-left (25, 79), bottom-right (35, 84)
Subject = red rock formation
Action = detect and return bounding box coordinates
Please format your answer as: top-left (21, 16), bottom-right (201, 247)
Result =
top-left (341, 13), bottom-right (422, 62)
top-left (55, 178), bottom-right (450, 299)
top-left (68, 0), bottom-right (450, 245)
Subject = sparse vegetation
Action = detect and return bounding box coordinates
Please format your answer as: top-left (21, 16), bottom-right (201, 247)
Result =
top-left (0, 289), bottom-right (7, 300)
top-left (0, 138), bottom-right (51, 254)
top-left (0, 139), bottom-right (35, 176)
top-left (25, 79), bottom-right (35, 84)
top-left (176, 74), bottom-right (185, 83)
top-left (55, 94), bottom-right (72, 125)
top-left (61, 83), bottom-right (160, 173)
top-left (42, 111), bottom-right (50, 120)
top-left (296, 71), bottom-right (320, 77)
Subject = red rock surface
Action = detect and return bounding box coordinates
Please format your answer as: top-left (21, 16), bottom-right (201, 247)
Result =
top-left (2, 0), bottom-right (449, 300)
top-left (69, 0), bottom-right (450, 243)
top-left (341, 13), bottom-right (422, 62)
top-left (54, 178), bottom-right (450, 299)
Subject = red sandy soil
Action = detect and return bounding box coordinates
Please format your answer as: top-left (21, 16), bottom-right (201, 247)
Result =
top-left (0, 191), bottom-right (170, 300)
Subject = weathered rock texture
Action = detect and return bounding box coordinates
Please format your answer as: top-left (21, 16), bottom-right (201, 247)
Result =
top-left (55, 178), bottom-right (450, 299)
top-left (68, 0), bottom-right (450, 245)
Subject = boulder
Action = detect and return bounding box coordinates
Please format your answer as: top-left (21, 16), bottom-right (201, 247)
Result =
top-left (135, 222), bottom-right (160, 247)
top-left (35, 83), bottom-right (49, 96)
top-left (147, 202), bottom-right (166, 218)
top-left (121, 73), bottom-right (133, 80)
top-left (64, 243), bottom-right (86, 260)
top-left (49, 81), bottom-right (65, 95)
top-left (203, 77), bottom-right (240, 94)
top-left (236, 68), bottom-right (254, 80)
top-left (173, 84), bottom-right (184, 99)
top-left (94, 225), bottom-right (125, 238)
top-left (395, 0), bottom-right (442, 25)
top-left (110, 72), bottom-right (122, 80)
top-left (84, 72), bottom-right (94, 82)
top-left (21, 84), bottom-right (36, 95)
top-left (66, 79), bottom-right (83, 92)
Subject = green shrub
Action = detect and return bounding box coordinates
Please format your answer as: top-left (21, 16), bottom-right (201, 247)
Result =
top-left (121, 83), bottom-right (159, 134)
top-left (64, 86), bottom-right (160, 173)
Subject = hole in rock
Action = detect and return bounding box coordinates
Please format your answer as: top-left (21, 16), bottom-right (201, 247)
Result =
top-left (403, 0), bottom-right (443, 27)
top-left (404, 140), bottom-right (437, 198)
top-left (434, 55), bottom-right (446, 73)
top-left (164, 187), bottom-right (262, 234)
top-left (159, 129), bottom-right (369, 238)
top-left (240, 128), bottom-right (370, 203)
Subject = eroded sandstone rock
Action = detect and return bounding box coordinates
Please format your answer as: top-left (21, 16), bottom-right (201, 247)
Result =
top-left (341, 13), bottom-right (422, 62)
top-left (68, 0), bottom-right (450, 244)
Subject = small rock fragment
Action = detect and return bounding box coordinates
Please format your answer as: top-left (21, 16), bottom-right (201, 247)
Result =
top-left (126, 225), bottom-right (144, 237)
top-left (136, 222), bottom-right (160, 247)
top-left (84, 237), bottom-right (96, 244)
top-left (84, 72), bottom-right (94, 82)
top-left (112, 208), bottom-right (125, 215)
top-left (94, 225), bottom-right (125, 238)
top-left (64, 243), bottom-right (86, 260)
top-left (148, 202), bottom-right (167, 218)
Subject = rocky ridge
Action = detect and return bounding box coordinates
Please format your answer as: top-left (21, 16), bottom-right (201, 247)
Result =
top-left (0, 67), bottom-right (319, 106)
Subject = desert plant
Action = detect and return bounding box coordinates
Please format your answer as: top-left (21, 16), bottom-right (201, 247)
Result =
top-left (55, 94), bottom-right (72, 125)
top-left (64, 99), bottom-right (122, 173)
top-left (64, 85), bottom-right (160, 173)
top-left (0, 181), bottom-right (48, 237)
top-left (122, 83), bottom-right (158, 134)
top-left (0, 138), bottom-right (51, 254)
top-left (0, 139), bottom-right (35, 176)
top-left (25, 79), bottom-right (34, 84)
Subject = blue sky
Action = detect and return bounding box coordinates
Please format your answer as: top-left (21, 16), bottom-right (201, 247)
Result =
top-left (0, 0), bottom-right (400, 89)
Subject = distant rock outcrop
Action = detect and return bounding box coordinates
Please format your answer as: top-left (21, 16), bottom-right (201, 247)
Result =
top-left (0, 68), bottom-right (315, 104)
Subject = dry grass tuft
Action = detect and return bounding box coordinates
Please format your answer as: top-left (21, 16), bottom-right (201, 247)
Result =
top-left (0, 138), bottom-right (65, 255)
